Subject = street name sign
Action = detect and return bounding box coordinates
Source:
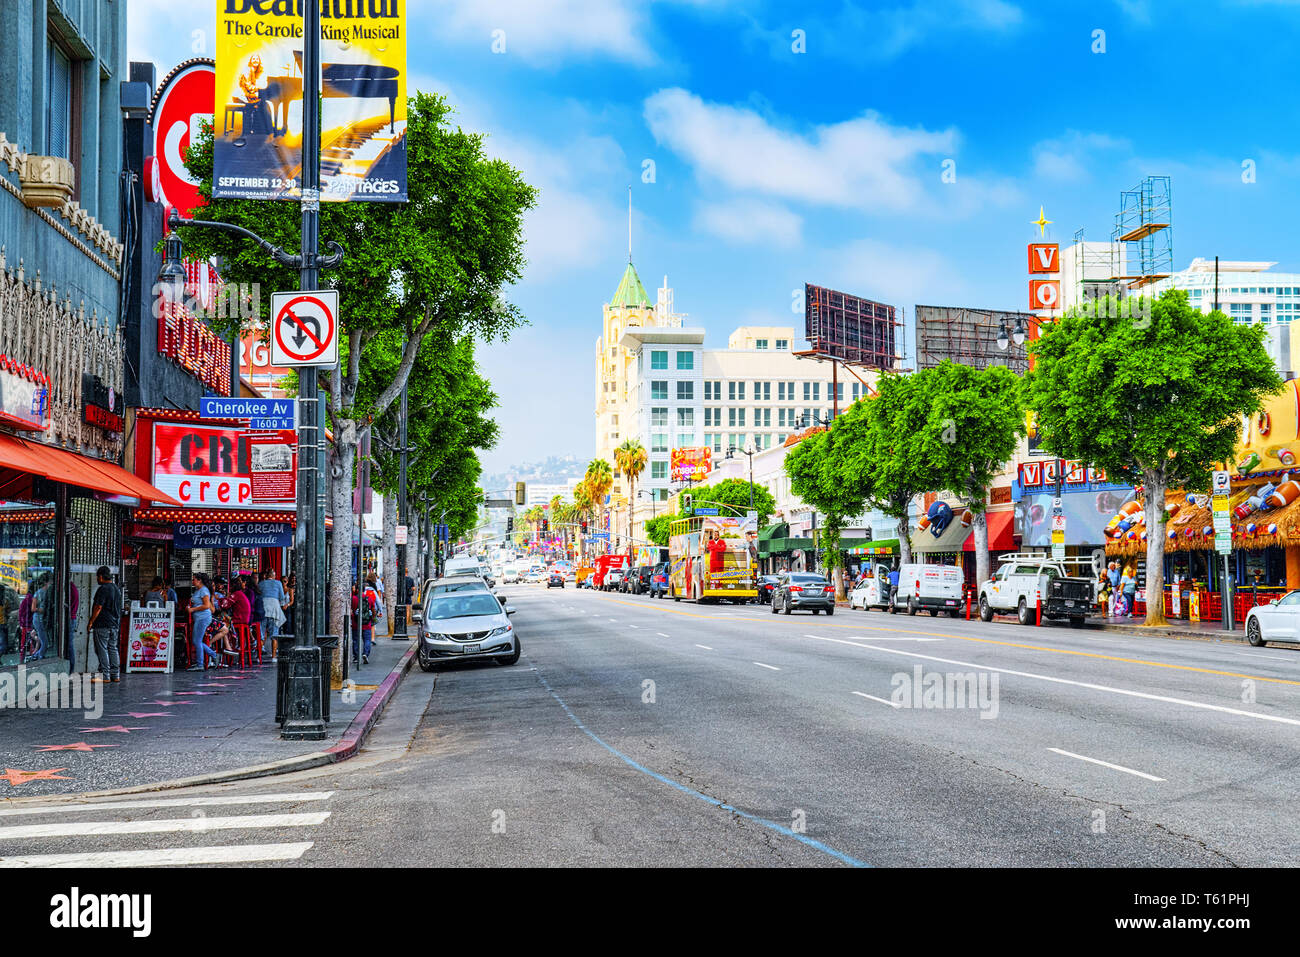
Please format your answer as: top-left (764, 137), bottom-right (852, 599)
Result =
top-left (199, 396), bottom-right (296, 430)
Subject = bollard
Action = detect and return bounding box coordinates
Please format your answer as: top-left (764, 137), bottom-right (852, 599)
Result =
top-left (1036, 597), bottom-right (1042, 626)
top-left (966, 586), bottom-right (972, 621)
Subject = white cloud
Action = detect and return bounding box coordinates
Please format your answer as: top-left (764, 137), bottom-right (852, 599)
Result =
top-left (1032, 131), bottom-right (1130, 182)
top-left (695, 198), bottom-right (802, 247)
top-left (430, 0), bottom-right (658, 65)
top-left (644, 88), bottom-right (957, 213)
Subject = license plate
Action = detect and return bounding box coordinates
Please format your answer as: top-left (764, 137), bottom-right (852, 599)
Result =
top-left (945, 600), bottom-right (956, 605)
top-left (461, 644), bottom-right (480, 654)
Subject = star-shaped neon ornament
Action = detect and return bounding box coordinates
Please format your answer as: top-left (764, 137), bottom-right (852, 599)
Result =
top-left (1, 767), bottom-right (72, 786)
top-left (1032, 205), bottom-right (1053, 236)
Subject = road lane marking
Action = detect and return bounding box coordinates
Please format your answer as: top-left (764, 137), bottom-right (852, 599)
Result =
top-left (694, 644), bottom-right (713, 650)
top-left (852, 692), bottom-right (900, 709)
top-left (0, 792), bottom-right (335, 817)
top-left (593, 595), bottom-right (1300, 686)
top-left (532, 670), bottom-right (867, 867)
top-left (628, 625), bottom-right (638, 629)
top-left (0, 842), bottom-right (315, 868)
top-left (800, 633), bottom-right (1300, 728)
top-left (1232, 652), bottom-right (1292, 661)
top-left (0, 811), bottom-right (331, 840)
top-left (820, 634), bottom-right (942, 643)
top-left (608, 618), bottom-right (618, 622)
top-left (753, 662), bottom-right (780, 671)
top-left (657, 632), bottom-right (670, 638)
top-left (1047, 748), bottom-right (1165, 782)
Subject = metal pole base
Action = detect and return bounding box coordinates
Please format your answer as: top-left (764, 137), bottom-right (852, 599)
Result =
top-left (393, 602), bottom-right (407, 639)
top-left (280, 645), bottom-right (326, 740)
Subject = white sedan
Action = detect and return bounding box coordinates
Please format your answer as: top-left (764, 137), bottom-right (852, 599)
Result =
top-left (1245, 590), bottom-right (1300, 646)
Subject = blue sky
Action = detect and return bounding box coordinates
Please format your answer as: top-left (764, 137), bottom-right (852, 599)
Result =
top-left (130, 0), bottom-right (1300, 473)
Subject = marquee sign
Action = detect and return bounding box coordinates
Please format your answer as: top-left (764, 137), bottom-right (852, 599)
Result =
top-left (150, 421), bottom-right (295, 510)
top-left (0, 354), bottom-right (50, 432)
top-left (148, 58), bottom-right (215, 219)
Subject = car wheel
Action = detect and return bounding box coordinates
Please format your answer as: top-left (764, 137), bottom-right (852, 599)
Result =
top-left (783, 596), bottom-right (792, 615)
top-left (1017, 598), bottom-right (1035, 626)
top-left (673, 585), bottom-right (680, 602)
top-left (1247, 617), bottom-right (1266, 647)
top-left (929, 608), bottom-right (939, 617)
top-left (826, 605), bottom-right (835, 617)
top-left (418, 651), bottom-right (437, 673)
top-left (771, 594), bottom-right (779, 614)
top-left (949, 609), bottom-right (961, 619)
top-left (497, 636), bottom-right (521, 665)
top-left (907, 597), bottom-right (917, 616)
top-left (812, 608), bottom-right (820, 615)
top-left (980, 596), bottom-right (994, 622)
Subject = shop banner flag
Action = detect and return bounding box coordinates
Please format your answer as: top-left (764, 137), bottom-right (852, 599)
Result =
top-left (214, 0), bottom-right (407, 203)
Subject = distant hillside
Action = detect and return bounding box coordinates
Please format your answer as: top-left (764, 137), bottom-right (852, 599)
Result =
top-left (483, 453), bottom-right (586, 490)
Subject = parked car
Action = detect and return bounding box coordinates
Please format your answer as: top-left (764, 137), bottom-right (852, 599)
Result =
top-left (1245, 591), bottom-right (1300, 646)
top-left (769, 572), bottom-right (836, 615)
top-left (848, 564), bottom-right (894, 611)
top-left (894, 563), bottom-right (965, 617)
top-left (416, 584), bottom-right (520, 672)
top-left (978, 553), bottom-right (1094, 627)
top-left (547, 571), bottom-right (565, 589)
top-left (627, 565), bottom-right (652, 594)
top-left (604, 569), bottom-right (625, 592)
top-left (648, 562), bottom-right (671, 598)
top-left (756, 574), bottom-right (780, 605)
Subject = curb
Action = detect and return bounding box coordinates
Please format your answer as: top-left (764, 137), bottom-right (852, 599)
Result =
top-left (2, 639), bottom-right (420, 805)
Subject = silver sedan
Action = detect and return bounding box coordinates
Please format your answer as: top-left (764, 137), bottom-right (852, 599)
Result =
top-left (416, 591), bottom-right (520, 671)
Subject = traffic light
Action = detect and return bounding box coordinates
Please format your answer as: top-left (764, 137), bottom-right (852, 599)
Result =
top-left (515, 481), bottom-right (526, 505)
top-left (542, 518), bottom-right (549, 533)
top-left (683, 493), bottom-right (692, 511)
top-left (581, 520), bottom-right (588, 534)
top-left (506, 516), bottom-right (514, 533)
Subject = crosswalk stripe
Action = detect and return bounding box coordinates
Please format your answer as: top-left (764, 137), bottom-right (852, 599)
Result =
top-left (0, 811), bottom-right (329, 840)
top-left (0, 791), bottom-right (334, 818)
top-left (0, 842), bottom-right (315, 867)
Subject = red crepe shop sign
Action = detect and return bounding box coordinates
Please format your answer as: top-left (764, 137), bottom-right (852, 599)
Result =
top-left (0, 354), bottom-right (51, 431)
top-left (151, 421), bottom-right (295, 510)
top-left (157, 301), bottom-right (231, 396)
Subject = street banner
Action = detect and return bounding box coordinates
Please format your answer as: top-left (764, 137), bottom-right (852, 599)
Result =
top-left (126, 601), bottom-right (176, 674)
top-left (213, 1), bottom-right (407, 203)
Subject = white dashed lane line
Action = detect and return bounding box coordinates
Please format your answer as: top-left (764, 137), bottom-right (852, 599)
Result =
top-left (1047, 748), bottom-right (1165, 782)
top-left (852, 691), bottom-right (900, 709)
top-left (753, 662), bottom-right (780, 671)
top-left (694, 644), bottom-right (713, 650)
top-left (657, 632), bottom-right (670, 638)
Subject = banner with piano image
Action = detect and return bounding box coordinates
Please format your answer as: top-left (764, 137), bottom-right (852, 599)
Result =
top-left (214, 0), bottom-right (406, 203)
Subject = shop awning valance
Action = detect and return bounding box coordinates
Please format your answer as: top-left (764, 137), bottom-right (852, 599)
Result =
top-left (758, 522), bottom-right (788, 543)
top-left (0, 432), bottom-right (181, 506)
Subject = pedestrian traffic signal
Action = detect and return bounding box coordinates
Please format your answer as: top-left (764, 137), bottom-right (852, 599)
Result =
top-left (515, 481), bottom-right (526, 505)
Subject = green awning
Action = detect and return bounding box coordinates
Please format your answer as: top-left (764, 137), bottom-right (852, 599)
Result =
top-left (760, 536), bottom-right (815, 557)
top-left (758, 522), bottom-right (788, 543)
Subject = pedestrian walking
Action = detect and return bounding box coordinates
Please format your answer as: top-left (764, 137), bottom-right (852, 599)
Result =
top-left (351, 581), bottom-right (378, 666)
top-left (1097, 569), bottom-right (1111, 618)
top-left (85, 567), bottom-right (121, 683)
top-left (257, 568), bottom-right (287, 658)
top-left (188, 573), bottom-right (219, 671)
top-left (1107, 561), bottom-right (1121, 617)
top-left (29, 575), bottom-right (49, 659)
top-left (281, 573), bottom-right (296, 637)
top-left (1121, 565), bottom-right (1138, 618)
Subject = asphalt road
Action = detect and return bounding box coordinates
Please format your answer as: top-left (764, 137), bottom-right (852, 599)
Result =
top-left (7, 583), bottom-right (1300, 867)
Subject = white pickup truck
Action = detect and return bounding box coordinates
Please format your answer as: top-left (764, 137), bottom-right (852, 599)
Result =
top-left (978, 553), bottom-right (1096, 627)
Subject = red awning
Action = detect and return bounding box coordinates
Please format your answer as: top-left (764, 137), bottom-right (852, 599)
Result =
top-left (0, 432), bottom-right (181, 506)
top-left (963, 509), bottom-right (1015, 552)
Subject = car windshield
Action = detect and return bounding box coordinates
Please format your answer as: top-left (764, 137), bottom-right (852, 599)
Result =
top-left (428, 581), bottom-right (487, 595)
top-left (425, 594), bottom-right (503, 620)
top-left (790, 574), bottom-right (827, 584)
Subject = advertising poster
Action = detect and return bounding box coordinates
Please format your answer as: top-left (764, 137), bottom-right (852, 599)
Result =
top-left (213, 1), bottom-right (407, 203)
top-left (670, 446), bottom-right (712, 483)
top-left (126, 601), bottom-right (175, 674)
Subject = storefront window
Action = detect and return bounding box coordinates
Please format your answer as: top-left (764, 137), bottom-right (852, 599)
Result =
top-left (0, 500), bottom-right (56, 666)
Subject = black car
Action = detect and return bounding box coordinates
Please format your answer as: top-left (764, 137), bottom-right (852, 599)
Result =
top-left (770, 572), bottom-right (836, 615)
top-left (628, 565), bottom-right (653, 594)
top-left (546, 571), bottom-right (564, 589)
top-left (756, 574), bottom-right (780, 604)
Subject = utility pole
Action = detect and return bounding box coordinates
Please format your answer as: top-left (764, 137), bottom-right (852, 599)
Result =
top-left (283, 0), bottom-right (327, 740)
top-left (394, 311), bottom-right (410, 639)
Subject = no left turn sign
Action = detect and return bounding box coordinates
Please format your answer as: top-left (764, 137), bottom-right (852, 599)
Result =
top-left (272, 290), bottom-right (338, 367)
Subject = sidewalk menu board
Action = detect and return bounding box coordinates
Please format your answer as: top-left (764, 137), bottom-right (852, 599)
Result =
top-left (125, 601), bottom-right (175, 674)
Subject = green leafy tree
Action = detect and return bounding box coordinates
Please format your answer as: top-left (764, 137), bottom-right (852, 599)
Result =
top-left (921, 362), bottom-right (1026, 588)
top-left (1026, 291), bottom-right (1281, 625)
top-left (676, 478), bottom-right (776, 526)
top-left (178, 91), bottom-right (535, 665)
top-left (785, 425), bottom-right (868, 597)
top-left (644, 515), bottom-right (672, 547)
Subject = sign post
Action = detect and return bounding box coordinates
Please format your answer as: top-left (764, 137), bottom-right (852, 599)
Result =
top-left (1213, 469), bottom-right (1234, 629)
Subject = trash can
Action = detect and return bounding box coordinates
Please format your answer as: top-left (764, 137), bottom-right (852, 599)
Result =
top-left (316, 635), bottom-right (340, 723)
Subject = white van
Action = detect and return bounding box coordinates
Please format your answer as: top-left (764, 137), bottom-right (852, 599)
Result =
top-left (894, 563), bottom-right (965, 617)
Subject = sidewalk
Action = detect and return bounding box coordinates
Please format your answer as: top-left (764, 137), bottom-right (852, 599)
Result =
top-left (0, 632), bottom-right (416, 798)
top-left (1092, 615), bottom-right (1242, 642)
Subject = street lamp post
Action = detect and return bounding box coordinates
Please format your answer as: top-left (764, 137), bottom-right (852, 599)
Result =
top-left (726, 445), bottom-right (756, 509)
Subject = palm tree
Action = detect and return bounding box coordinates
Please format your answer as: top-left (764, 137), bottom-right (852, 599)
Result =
top-left (614, 439), bottom-right (648, 560)
top-left (585, 458), bottom-right (614, 553)
top-left (573, 480), bottom-right (593, 562)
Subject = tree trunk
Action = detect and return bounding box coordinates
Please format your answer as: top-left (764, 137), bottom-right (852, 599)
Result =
top-left (383, 493), bottom-right (398, 633)
top-left (1143, 473), bottom-right (1168, 626)
top-left (328, 420), bottom-right (358, 683)
top-left (972, 508), bottom-right (991, 589)
top-left (895, 509), bottom-right (913, 565)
